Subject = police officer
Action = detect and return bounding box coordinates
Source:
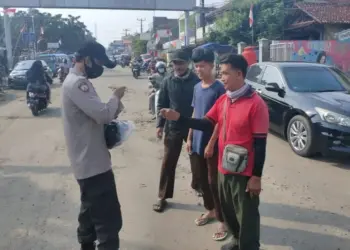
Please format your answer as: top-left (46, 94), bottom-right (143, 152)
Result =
top-left (61, 42), bottom-right (126, 250)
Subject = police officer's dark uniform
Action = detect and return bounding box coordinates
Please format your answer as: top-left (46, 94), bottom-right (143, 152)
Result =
top-left (61, 42), bottom-right (123, 250)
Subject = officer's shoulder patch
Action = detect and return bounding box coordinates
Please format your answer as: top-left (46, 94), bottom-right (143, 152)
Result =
top-left (78, 81), bottom-right (89, 92)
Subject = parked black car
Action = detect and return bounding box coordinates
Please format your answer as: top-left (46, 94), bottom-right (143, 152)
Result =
top-left (246, 62), bottom-right (350, 157)
top-left (8, 60), bottom-right (53, 89)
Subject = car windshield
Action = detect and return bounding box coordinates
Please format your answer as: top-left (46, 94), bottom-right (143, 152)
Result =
top-left (282, 66), bottom-right (347, 92)
top-left (14, 60), bottom-right (34, 70)
top-left (38, 55), bottom-right (56, 63)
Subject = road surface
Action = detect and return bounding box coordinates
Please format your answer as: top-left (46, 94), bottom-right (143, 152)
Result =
top-left (0, 68), bottom-right (349, 250)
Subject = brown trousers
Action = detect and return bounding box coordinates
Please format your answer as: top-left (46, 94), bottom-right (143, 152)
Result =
top-left (190, 152), bottom-right (224, 222)
top-left (158, 131), bottom-right (189, 200)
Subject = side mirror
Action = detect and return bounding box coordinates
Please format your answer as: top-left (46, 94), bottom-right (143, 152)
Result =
top-left (265, 82), bottom-right (281, 92)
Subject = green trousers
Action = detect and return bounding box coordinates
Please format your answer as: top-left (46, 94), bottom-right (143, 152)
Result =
top-left (218, 172), bottom-right (260, 250)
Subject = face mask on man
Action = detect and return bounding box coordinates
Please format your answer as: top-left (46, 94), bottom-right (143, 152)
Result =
top-left (85, 57), bottom-right (104, 79)
top-left (158, 68), bottom-right (165, 74)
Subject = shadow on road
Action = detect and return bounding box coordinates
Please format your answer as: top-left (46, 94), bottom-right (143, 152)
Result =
top-left (261, 202), bottom-right (350, 232)
top-left (312, 154), bottom-right (350, 170)
top-left (268, 131), bottom-right (350, 170)
top-left (40, 107), bottom-right (62, 118)
top-left (261, 224), bottom-right (350, 250)
top-left (261, 202), bottom-right (350, 249)
top-left (165, 202), bottom-right (203, 212)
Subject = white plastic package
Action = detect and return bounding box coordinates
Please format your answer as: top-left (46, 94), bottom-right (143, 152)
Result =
top-left (113, 120), bottom-right (135, 147)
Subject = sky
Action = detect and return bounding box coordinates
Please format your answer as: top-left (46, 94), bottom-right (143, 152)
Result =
top-left (18, 0), bottom-right (225, 46)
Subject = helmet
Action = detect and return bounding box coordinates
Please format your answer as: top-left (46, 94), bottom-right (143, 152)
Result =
top-left (155, 61), bottom-right (166, 73)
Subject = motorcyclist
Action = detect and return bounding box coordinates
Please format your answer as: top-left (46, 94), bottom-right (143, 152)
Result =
top-left (130, 57), bottom-right (140, 74)
top-left (148, 61), bottom-right (167, 118)
top-left (136, 56), bottom-right (143, 64)
top-left (26, 60), bottom-right (52, 102)
top-left (60, 59), bottom-right (70, 75)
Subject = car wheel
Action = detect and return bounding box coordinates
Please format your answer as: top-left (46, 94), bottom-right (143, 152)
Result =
top-left (287, 115), bottom-right (315, 157)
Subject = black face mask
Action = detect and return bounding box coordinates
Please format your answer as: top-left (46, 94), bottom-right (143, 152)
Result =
top-left (85, 58), bottom-right (104, 79)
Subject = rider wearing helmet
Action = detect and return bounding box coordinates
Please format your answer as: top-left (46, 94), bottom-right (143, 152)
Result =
top-left (148, 61), bottom-right (167, 118)
top-left (60, 58), bottom-right (70, 74)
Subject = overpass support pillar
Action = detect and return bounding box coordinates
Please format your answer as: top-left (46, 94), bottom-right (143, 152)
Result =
top-left (3, 9), bottom-right (13, 69)
top-left (184, 11), bottom-right (190, 46)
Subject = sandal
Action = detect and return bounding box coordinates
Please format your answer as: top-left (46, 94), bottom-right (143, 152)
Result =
top-left (153, 200), bottom-right (168, 213)
top-left (213, 230), bottom-right (228, 241)
top-left (195, 213), bottom-right (215, 226)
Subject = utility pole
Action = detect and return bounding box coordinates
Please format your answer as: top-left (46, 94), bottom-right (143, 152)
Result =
top-left (122, 29), bottom-right (130, 37)
top-left (200, 0), bottom-right (205, 36)
top-left (137, 18), bottom-right (146, 34)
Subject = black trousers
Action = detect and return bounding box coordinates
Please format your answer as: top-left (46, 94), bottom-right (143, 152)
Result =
top-left (77, 170), bottom-right (122, 250)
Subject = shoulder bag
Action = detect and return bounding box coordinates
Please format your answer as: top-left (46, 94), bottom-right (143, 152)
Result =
top-left (221, 98), bottom-right (249, 173)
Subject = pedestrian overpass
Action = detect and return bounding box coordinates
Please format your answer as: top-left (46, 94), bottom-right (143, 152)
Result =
top-left (1, 0), bottom-right (196, 11)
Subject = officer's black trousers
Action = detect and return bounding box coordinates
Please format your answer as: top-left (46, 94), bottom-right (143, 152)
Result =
top-left (77, 170), bottom-right (122, 250)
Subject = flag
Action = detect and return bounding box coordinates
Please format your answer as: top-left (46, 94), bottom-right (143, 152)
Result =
top-left (3, 8), bottom-right (16, 17)
top-left (155, 33), bottom-right (160, 44)
top-left (249, 4), bottom-right (254, 28)
top-left (40, 26), bottom-right (44, 35)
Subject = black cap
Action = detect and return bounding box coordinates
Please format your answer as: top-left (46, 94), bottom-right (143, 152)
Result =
top-left (77, 41), bottom-right (116, 69)
top-left (170, 49), bottom-right (190, 62)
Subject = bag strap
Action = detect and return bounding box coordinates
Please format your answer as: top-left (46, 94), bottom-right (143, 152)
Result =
top-left (222, 98), bottom-right (229, 142)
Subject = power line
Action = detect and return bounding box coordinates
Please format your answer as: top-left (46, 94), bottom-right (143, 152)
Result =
top-left (137, 18), bottom-right (146, 34)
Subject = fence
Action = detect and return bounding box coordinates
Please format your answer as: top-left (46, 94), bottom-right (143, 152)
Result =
top-left (270, 41), bottom-right (294, 62)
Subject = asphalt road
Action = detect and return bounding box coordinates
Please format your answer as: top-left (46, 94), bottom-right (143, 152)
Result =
top-left (0, 68), bottom-right (349, 250)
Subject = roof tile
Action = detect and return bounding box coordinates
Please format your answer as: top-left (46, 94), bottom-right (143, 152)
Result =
top-left (296, 2), bottom-right (350, 24)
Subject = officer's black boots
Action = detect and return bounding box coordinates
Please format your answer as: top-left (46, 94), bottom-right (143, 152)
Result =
top-left (81, 243), bottom-right (96, 250)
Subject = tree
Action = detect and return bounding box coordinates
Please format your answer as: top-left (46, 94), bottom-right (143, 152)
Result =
top-left (206, 0), bottom-right (285, 46)
top-left (1, 9), bottom-right (95, 55)
top-left (130, 34), bottom-right (147, 56)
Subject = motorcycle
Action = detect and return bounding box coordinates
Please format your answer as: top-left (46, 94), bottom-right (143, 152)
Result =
top-left (59, 67), bottom-right (68, 83)
top-left (132, 63), bottom-right (141, 79)
top-left (26, 82), bottom-right (49, 116)
top-left (141, 60), bottom-right (150, 73)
